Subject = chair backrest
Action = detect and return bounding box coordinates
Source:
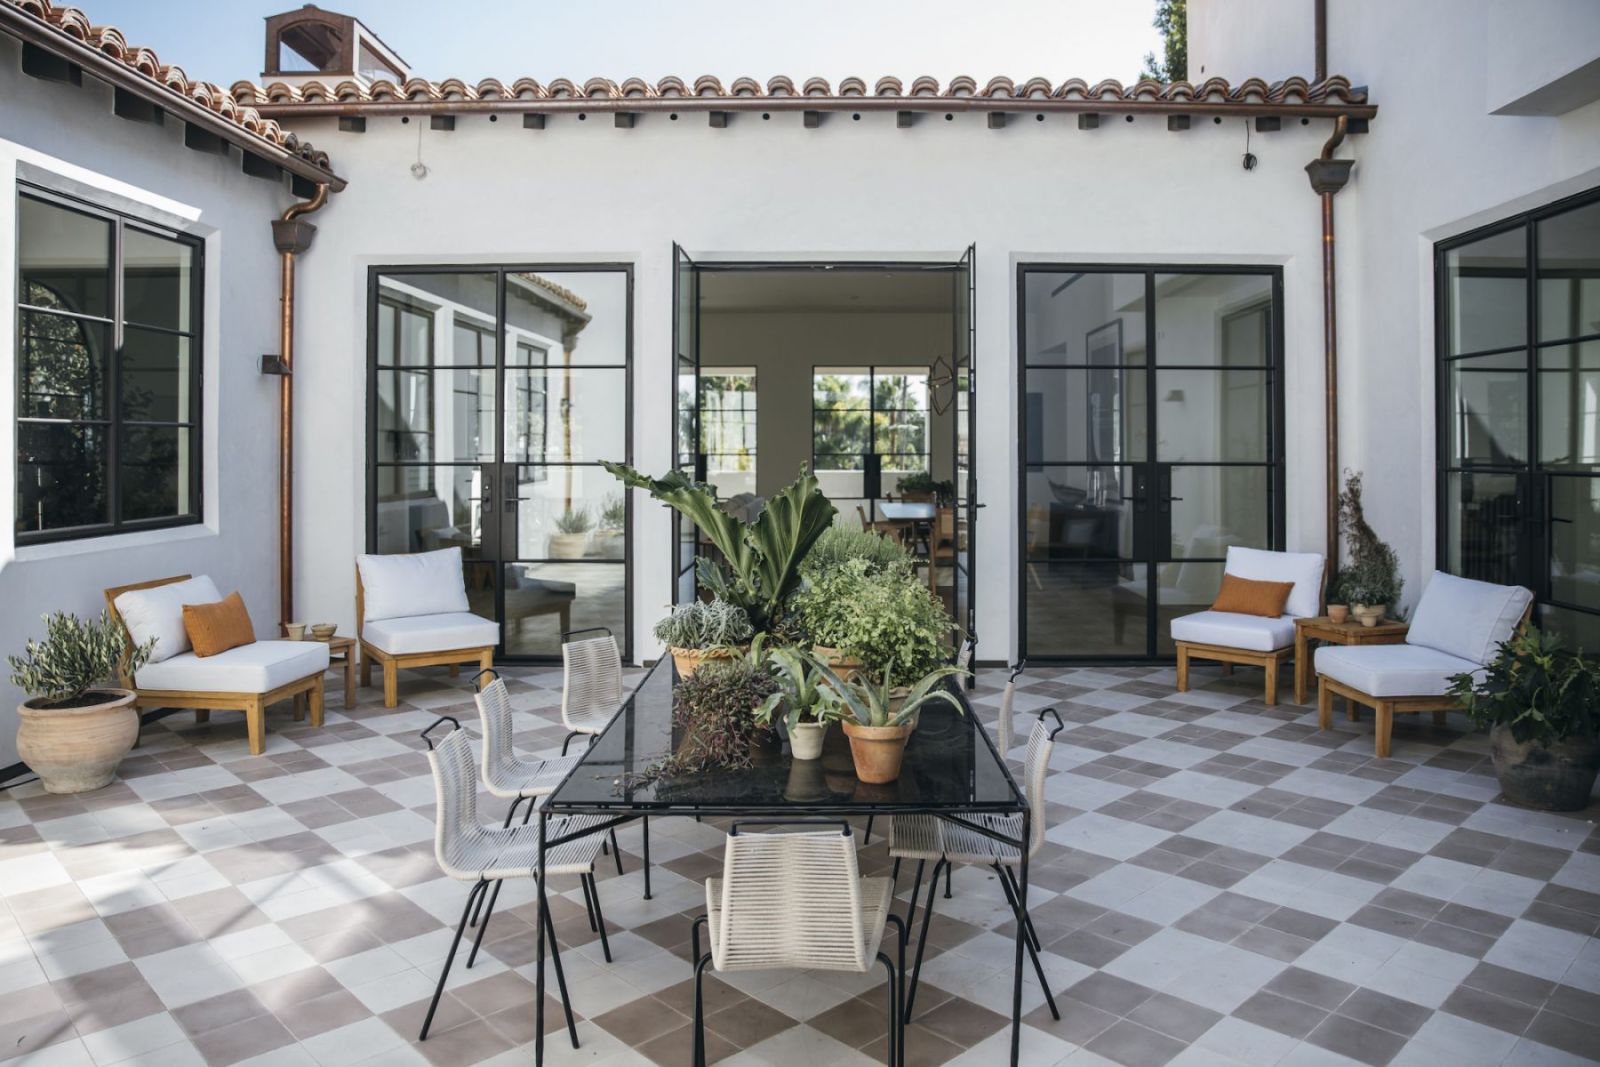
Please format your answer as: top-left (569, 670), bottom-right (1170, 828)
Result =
top-left (856, 505), bottom-right (874, 531)
top-left (1222, 546), bottom-right (1325, 618)
top-left (103, 574), bottom-right (219, 680)
top-left (997, 661), bottom-right (1024, 755)
top-left (1021, 710), bottom-right (1061, 859)
top-left (475, 677), bottom-right (518, 789)
top-left (713, 828), bottom-right (868, 973)
top-left (355, 548), bottom-right (470, 628)
top-left (1405, 571), bottom-right (1534, 666)
top-left (562, 631), bottom-right (623, 729)
top-left (425, 726), bottom-right (493, 879)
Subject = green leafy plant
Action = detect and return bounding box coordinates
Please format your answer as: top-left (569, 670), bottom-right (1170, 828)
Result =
top-left (1447, 628), bottom-right (1600, 748)
top-left (814, 659), bottom-right (969, 728)
top-left (1338, 470), bottom-right (1403, 607)
top-left (801, 525), bottom-right (913, 579)
top-left (652, 599), bottom-right (754, 651)
top-left (599, 495), bottom-right (627, 531)
top-left (642, 659), bottom-right (780, 780)
top-left (8, 611), bottom-right (153, 708)
top-left (752, 644), bottom-right (836, 731)
top-left (793, 558), bottom-right (955, 685)
top-left (602, 461), bottom-right (836, 632)
top-left (896, 472), bottom-right (956, 505)
top-left (555, 508), bottom-right (593, 535)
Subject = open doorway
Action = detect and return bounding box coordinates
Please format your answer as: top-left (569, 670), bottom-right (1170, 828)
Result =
top-left (673, 253), bottom-right (977, 649)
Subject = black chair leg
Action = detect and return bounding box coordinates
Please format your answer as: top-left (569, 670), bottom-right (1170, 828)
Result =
top-left (1001, 866), bottom-right (1045, 953)
top-left (419, 880), bottom-right (485, 1040)
top-left (994, 864), bottom-right (1040, 952)
top-left (642, 815), bottom-right (653, 900)
top-left (877, 951), bottom-right (899, 1067)
top-left (587, 872), bottom-right (613, 963)
top-left (578, 871), bottom-right (599, 932)
top-left (540, 884), bottom-right (580, 1049)
top-left (864, 814), bottom-right (875, 844)
top-left (885, 914), bottom-right (907, 1067)
top-left (609, 828), bottom-right (625, 876)
top-left (561, 731), bottom-right (583, 756)
top-left (906, 859), bottom-right (944, 1021)
top-left (465, 879), bottom-right (503, 968)
top-left (943, 859), bottom-right (953, 899)
top-left (903, 859), bottom-right (926, 932)
top-left (890, 856), bottom-right (902, 895)
top-left (692, 952), bottom-right (714, 1067)
top-left (689, 914), bottom-right (709, 975)
top-left (1000, 867), bottom-right (1059, 1019)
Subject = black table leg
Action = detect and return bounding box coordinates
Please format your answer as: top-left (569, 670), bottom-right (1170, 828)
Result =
top-left (642, 815), bottom-right (653, 899)
top-left (1010, 810), bottom-right (1029, 1065)
top-left (535, 811), bottom-right (546, 1067)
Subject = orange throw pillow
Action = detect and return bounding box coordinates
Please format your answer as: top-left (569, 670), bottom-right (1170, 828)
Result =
top-left (182, 592), bottom-right (256, 658)
top-left (1211, 574), bottom-right (1295, 618)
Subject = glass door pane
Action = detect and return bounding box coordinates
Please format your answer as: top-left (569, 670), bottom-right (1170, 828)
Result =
top-left (954, 246), bottom-right (975, 649)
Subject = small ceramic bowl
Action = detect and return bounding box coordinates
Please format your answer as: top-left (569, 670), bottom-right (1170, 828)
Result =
top-left (310, 623), bottom-right (337, 640)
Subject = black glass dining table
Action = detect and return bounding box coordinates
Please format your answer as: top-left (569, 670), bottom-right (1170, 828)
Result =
top-left (531, 657), bottom-right (1036, 1065)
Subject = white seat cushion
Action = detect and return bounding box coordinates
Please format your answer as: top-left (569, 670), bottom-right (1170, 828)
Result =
top-left (1225, 546), bottom-right (1325, 619)
top-left (357, 549), bottom-right (470, 623)
top-left (1171, 610), bottom-right (1296, 652)
top-left (114, 576), bottom-right (223, 663)
top-left (135, 640), bottom-right (329, 694)
top-left (1406, 571), bottom-right (1532, 666)
top-left (1315, 644), bottom-right (1484, 698)
top-left (363, 613), bottom-right (498, 655)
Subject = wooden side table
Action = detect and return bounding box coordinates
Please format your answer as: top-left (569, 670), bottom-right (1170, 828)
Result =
top-left (1294, 616), bottom-right (1409, 705)
top-left (319, 636), bottom-right (357, 709)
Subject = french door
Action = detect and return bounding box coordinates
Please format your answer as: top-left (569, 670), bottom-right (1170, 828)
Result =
top-left (1018, 266), bottom-right (1285, 661)
top-left (954, 245), bottom-right (977, 652)
top-left (367, 266), bottom-right (633, 661)
top-left (1437, 187), bottom-right (1600, 649)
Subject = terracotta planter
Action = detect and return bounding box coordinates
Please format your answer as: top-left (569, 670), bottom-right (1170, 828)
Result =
top-left (669, 645), bottom-right (736, 680)
top-left (17, 689), bottom-right (139, 794)
top-left (789, 720), bottom-right (828, 760)
top-left (547, 532), bottom-right (590, 560)
top-left (1327, 604), bottom-right (1350, 625)
top-left (812, 646), bottom-right (863, 681)
top-left (1490, 724), bottom-right (1600, 812)
top-left (887, 687), bottom-right (915, 730)
top-left (1351, 604), bottom-right (1385, 628)
top-left (841, 720), bottom-right (912, 784)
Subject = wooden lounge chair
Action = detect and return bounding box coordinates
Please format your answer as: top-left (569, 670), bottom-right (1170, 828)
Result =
top-left (356, 548), bottom-right (497, 708)
top-left (106, 575), bottom-right (328, 755)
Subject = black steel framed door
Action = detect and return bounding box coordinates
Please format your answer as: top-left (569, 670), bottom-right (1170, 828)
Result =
top-left (1017, 265), bottom-right (1285, 662)
top-left (366, 265), bottom-right (633, 661)
top-left (672, 243), bottom-right (700, 604)
top-left (954, 245), bottom-right (977, 654)
top-left (1436, 186), bottom-right (1600, 649)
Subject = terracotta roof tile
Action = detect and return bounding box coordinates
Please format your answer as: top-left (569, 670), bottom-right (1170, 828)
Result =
top-left (6, 0), bottom-right (338, 177)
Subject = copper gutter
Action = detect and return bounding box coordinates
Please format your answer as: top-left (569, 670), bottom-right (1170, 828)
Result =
top-left (1315, 0), bottom-right (1328, 83)
top-left (1306, 117), bottom-right (1352, 567)
top-left (273, 184), bottom-right (330, 628)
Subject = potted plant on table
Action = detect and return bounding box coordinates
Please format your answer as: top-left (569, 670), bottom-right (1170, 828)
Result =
top-left (1338, 471), bottom-right (1404, 627)
top-left (8, 611), bottom-right (154, 794)
top-left (816, 659), bottom-right (969, 783)
top-left (896, 471), bottom-right (954, 505)
top-left (638, 658), bottom-right (780, 784)
top-left (794, 557), bottom-right (955, 698)
top-left (653, 599), bottom-right (755, 679)
top-left (753, 644), bottom-right (837, 760)
top-left (548, 508), bottom-right (593, 559)
top-left (1447, 628), bottom-right (1600, 811)
top-left (1325, 569), bottom-right (1350, 625)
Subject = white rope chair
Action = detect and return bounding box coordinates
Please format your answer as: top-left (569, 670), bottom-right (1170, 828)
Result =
top-left (418, 717), bottom-right (608, 1049)
top-left (887, 708), bottom-right (1063, 1022)
top-left (469, 672), bottom-right (618, 956)
top-left (560, 626), bottom-right (624, 753)
top-left (688, 823), bottom-right (906, 1067)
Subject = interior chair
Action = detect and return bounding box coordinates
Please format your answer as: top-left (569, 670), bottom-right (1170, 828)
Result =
top-left (418, 716), bottom-right (606, 1049)
top-left (690, 824), bottom-right (906, 1067)
top-left (561, 626), bottom-right (652, 896)
top-left (356, 548), bottom-right (498, 708)
top-left (1316, 571), bottom-right (1533, 757)
top-left (887, 709), bottom-right (1065, 1023)
top-left (106, 575), bottom-right (329, 755)
top-left (923, 506), bottom-right (959, 593)
top-left (1170, 546), bottom-right (1327, 706)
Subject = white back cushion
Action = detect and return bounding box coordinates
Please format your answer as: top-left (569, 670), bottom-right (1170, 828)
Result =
top-left (1223, 546), bottom-right (1325, 619)
top-left (358, 548), bottom-right (470, 623)
top-left (114, 575), bottom-right (222, 664)
top-left (1406, 571), bottom-right (1532, 666)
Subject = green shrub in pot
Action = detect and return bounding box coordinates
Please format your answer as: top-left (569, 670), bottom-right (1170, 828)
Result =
top-left (8, 611), bottom-right (155, 794)
top-left (1447, 627), bottom-right (1600, 811)
top-left (801, 525), bottom-right (913, 579)
top-left (793, 558), bottom-right (955, 687)
top-left (653, 599), bottom-right (754, 679)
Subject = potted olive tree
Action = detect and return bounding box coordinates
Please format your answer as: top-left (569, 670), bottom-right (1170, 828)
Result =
top-left (653, 599), bottom-right (754, 679)
top-left (8, 611), bottom-right (154, 794)
top-left (1448, 628), bottom-right (1600, 811)
top-left (815, 659), bottom-right (968, 783)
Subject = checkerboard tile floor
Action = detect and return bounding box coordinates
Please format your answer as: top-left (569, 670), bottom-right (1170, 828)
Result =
top-left (2, 663), bottom-right (1597, 1067)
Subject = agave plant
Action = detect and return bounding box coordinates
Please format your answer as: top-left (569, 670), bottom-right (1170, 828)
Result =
top-left (814, 658), bottom-right (969, 729)
top-left (601, 461), bottom-right (835, 632)
top-left (752, 644), bottom-right (834, 731)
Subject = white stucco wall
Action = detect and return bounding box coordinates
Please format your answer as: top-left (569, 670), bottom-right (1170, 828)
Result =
top-left (0, 34), bottom-right (299, 768)
top-left (281, 104), bottom-right (1337, 666)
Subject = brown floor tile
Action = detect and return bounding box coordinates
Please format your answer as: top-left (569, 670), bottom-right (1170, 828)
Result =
top-left (704, 997), bottom-right (798, 1047)
top-left (593, 994), bottom-right (689, 1047)
top-left (192, 1012), bottom-right (296, 1067)
top-left (637, 1020), bottom-right (739, 1065)
top-left (1086, 1019), bottom-right (1187, 1067)
top-left (279, 990), bottom-right (370, 1040)
top-left (173, 989), bottom-right (270, 1037)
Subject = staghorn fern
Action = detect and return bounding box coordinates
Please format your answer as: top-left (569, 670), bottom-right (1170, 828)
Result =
top-left (7, 611), bottom-right (154, 707)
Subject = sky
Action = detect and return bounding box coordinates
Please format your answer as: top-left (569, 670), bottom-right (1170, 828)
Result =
top-left (80, 0), bottom-right (1164, 88)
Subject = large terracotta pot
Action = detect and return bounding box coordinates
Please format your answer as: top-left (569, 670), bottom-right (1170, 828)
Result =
top-left (17, 689), bottom-right (139, 794)
top-left (669, 645), bottom-right (736, 680)
top-left (1490, 724), bottom-right (1600, 812)
top-left (841, 720), bottom-right (912, 784)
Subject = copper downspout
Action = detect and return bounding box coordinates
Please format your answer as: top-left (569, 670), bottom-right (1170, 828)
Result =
top-left (1314, 0), bottom-right (1328, 83)
top-left (272, 184), bottom-right (330, 628)
top-left (1306, 117), bottom-right (1352, 567)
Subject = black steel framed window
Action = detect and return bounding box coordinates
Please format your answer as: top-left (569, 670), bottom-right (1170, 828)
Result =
top-left (15, 186), bottom-right (203, 544)
top-left (366, 265), bottom-right (633, 662)
top-left (1436, 185), bottom-right (1600, 649)
top-left (1017, 264), bottom-right (1286, 662)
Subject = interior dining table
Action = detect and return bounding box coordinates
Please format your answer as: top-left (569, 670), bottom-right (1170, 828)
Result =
top-left (531, 657), bottom-right (1036, 1065)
